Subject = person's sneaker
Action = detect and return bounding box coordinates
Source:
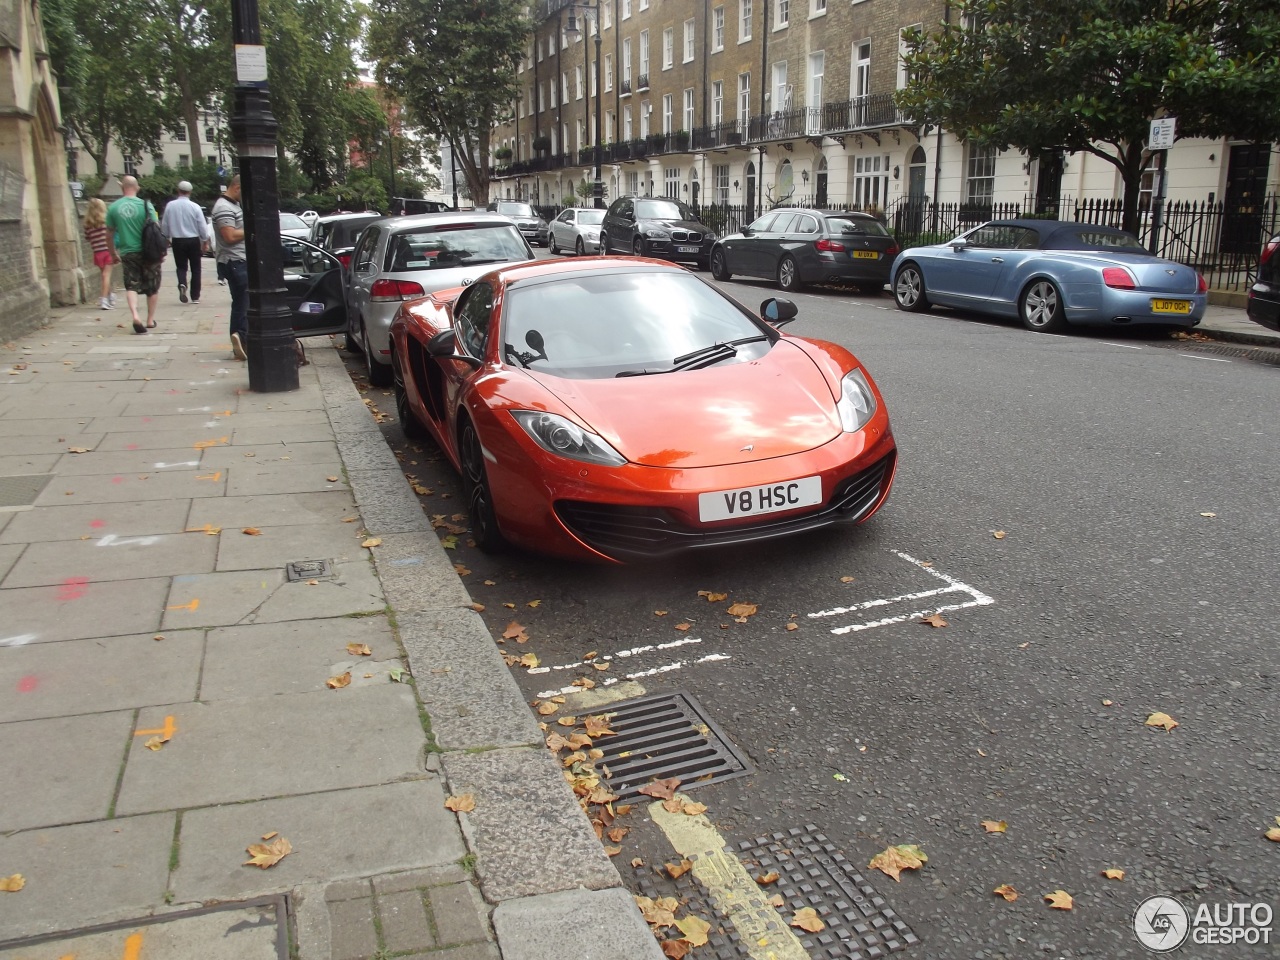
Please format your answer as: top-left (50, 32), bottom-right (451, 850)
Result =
top-left (191, 298), bottom-right (200, 304)
top-left (178, 283), bottom-right (189, 303)
top-left (218, 279), bottom-right (227, 286)
top-left (108, 293), bottom-right (117, 306)
top-left (231, 332), bottom-right (247, 361)
top-left (99, 297), bottom-right (111, 310)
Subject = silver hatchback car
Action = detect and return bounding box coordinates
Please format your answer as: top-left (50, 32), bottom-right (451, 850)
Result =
top-left (345, 213), bottom-right (536, 385)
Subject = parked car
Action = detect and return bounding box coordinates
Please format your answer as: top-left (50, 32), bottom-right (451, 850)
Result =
top-left (487, 200), bottom-right (549, 246)
top-left (298, 210), bottom-right (320, 229)
top-left (599, 196), bottom-right (715, 268)
top-left (390, 257), bottom-right (897, 562)
top-left (344, 212), bottom-right (535, 386)
top-left (390, 197), bottom-right (454, 216)
top-left (549, 207), bottom-right (605, 256)
top-left (311, 212), bottom-right (384, 269)
top-left (891, 220), bottom-right (1207, 333)
top-left (1246, 233), bottom-right (1280, 331)
top-left (279, 212), bottom-right (311, 240)
top-left (711, 209), bottom-right (898, 293)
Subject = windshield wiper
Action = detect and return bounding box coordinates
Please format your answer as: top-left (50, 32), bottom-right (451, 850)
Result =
top-left (615, 335), bottom-right (769, 377)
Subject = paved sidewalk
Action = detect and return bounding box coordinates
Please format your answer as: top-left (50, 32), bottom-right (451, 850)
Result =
top-left (0, 288), bottom-right (661, 959)
top-left (1196, 301), bottom-right (1280, 347)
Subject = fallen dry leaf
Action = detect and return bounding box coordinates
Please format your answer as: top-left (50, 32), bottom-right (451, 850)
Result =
top-left (993, 884), bottom-right (1019, 902)
top-left (454, 563), bottom-right (471, 576)
top-left (592, 662), bottom-right (611, 671)
top-left (674, 622), bottom-right (691, 632)
top-left (992, 530), bottom-right (1006, 539)
top-left (682, 801), bottom-right (708, 816)
top-left (785, 622), bottom-right (799, 631)
top-left (654, 610), bottom-right (669, 616)
top-left (638, 777), bottom-right (681, 800)
top-left (242, 527), bottom-right (262, 536)
top-left (607, 827), bottom-right (629, 843)
top-left (1044, 889), bottom-right (1073, 910)
top-left (868, 844), bottom-right (927, 881)
top-left (571, 677), bottom-right (596, 690)
top-left (697, 590), bottom-right (728, 602)
top-left (665, 859), bottom-right (693, 880)
top-left (556, 717), bottom-right (578, 727)
top-left (726, 601), bottom-right (758, 617)
top-left (326, 476), bottom-right (339, 482)
top-left (790, 906), bottom-right (825, 933)
top-left (1101, 868), bottom-right (1125, 880)
top-left (1145, 711), bottom-right (1179, 731)
top-left (0, 874), bottom-right (23, 893)
top-left (326, 672), bottom-right (352, 689)
top-left (631, 857), bottom-right (644, 868)
top-left (536, 701), bottom-right (559, 716)
top-left (243, 836), bottom-right (292, 869)
top-left (518, 653), bottom-right (540, 669)
top-left (840, 575), bottom-right (855, 583)
top-left (583, 715), bottom-right (616, 737)
top-left (1200, 511), bottom-right (1216, 518)
top-left (635, 895), bottom-right (678, 928)
top-left (469, 602), bottom-right (485, 612)
top-left (920, 613), bottom-right (948, 628)
top-left (1266, 818), bottom-right (1280, 842)
top-left (346, 643), bottom-right (373, 657)
top-left (662, 798), bottom-right (684, 813)
top-left (767, 894), bottom-right (785, 908)
top-left (603, 845), bottom-right (623, 856)
top-left (502, 621), bottom-right (528, 641)
top-left (361, 537), bottom-right (382, 548)
top-left (1102, 699), bottom-right (1114, 707)
top-left (444, 794), bottom-right (476, 813)
top-left (527, 599), bottom-right (542, 608)
top-left (661, 940), bottom-right (691, 959)
top-left (144, 736), bottom-right (167, 751)
top-left (675, 914), bottom-right (711, 946)
top-left (342, 516), bottom-right (358, 523)
top-left (981, 820), bottom-right (1008, 834)
top-left (756, 871), bottom-right (780, 885)
top-left (261, 831), bottom-right (278, 841)
top-left (67, 446), bottom-right (89, 454)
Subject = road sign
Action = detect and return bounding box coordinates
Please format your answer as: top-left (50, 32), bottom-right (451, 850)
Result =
top-left (1149, 117), bottom-right (1177, 150)
top-left (217, 166), bottom-right (226, 178)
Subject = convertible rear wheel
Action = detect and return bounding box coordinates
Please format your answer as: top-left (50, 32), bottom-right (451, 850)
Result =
top-left (893, 263), bottom-right (931, 312)
top-left (460, 419), bottom-right (506, 553)
top-left (710, 248), bottom-right (731, 281)
top-left (1020, 279), bottom-right (1066, 333)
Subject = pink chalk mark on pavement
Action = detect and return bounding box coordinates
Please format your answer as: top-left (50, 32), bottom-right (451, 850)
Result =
top-left (57, 576), bottom-right (90, 601)
top-left (111, 476), bottom-right (124, 484)
top-left (126, 443), bottom-right (139, 450)
top-left (89, 519), bottom-right (106, 529)
top-left (17, 676), bottom-right (38, 693)
top-left (142, 417), bottom-right (152, 423)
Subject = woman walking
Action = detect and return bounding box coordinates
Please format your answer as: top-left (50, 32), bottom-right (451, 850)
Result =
top-left (83, 198), bottom-right (116, 310)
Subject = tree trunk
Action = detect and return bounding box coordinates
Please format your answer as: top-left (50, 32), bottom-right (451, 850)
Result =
top-left (182, 97), bottom-right (204, 165)
top-left (1118, 142), bottom-right (1144, 235)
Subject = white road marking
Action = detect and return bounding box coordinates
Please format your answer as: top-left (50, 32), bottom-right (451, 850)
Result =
top-left (1179, 353), bottom-right (1231, 362)
top-left (526, 636), bottom-right (705, 674)
top-left (96, 534), bottom-right (162, 547)
top-left (153, 461), bottom-right (199, 469)
top-left (535, 653), bottom-right (732, 698)
top-left (1100, 342), bottom-right (1143, 350)
top-left (0, 633), bottom-right (37, 647)
top-left (177, 406), bottom-right (212, 413)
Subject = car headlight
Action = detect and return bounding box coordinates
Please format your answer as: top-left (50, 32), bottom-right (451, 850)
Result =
top-left (836, 369), bottom-right (877, 432)
top-left (646, 228), bottom-right (671, 239)
top-left (586, 229), bottom-right (600, 240)
top-left (511, 411), bottom-right (626, 466)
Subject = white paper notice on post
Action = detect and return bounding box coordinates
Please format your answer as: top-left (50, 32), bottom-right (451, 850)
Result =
top-left (235, 44), bottom-right (269, 84)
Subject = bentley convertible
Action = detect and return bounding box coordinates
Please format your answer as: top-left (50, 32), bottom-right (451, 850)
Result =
top-left (891, 219), bottom-right (1207, 333)
top-left (390, 258), bottom-right (897, 562)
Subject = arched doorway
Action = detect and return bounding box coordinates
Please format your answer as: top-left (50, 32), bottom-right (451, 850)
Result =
top-left (745, 162), bottom-right (756, 219)
top-left (776, 158), bottom-right (794, 205)
top-left (815, 157), bottom-right (828, 207)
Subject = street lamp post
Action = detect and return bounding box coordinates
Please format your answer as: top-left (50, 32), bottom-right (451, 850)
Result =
top-left (565, 5), bottom-right (604, 208)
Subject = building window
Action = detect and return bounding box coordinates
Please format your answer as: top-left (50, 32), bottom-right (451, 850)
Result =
top-left (898, 25), bottom-right (921, 89)
top-left (602, 1), bottom-right (611, 29)
top-left (852, 39), bottom-right (870, 99)
top-left (965, 144), bottom-right (996, 206)
top-left (772, 61), bottom-right (788, 110)
top-left (712, 80), bottom-right (724, 126)
top-left (854, 154), bottom-right (890, 209)
top-left (810, 0), bottom-right (825, 15)
top-left (177, 154), bottom-right (190, 167)
top-left (808, 51), bottom-right (823, 108)
top-left (605, 53), bottom-right (614, 91)
top-left (664, 168), bottom-right (681, 197)
top-left (639, 30), bottom-right (649, 78)
top-left (662, 94), bottom-right (673, 133)
top-left (662, 27), bottom-right (673, 69)
top-left (712, 6), bottom-right (724, 51)
top-left (713, 163), bottom-right (730, 203)
top-left (576, 120), bottom-right (585, 152)
top-left (684, 87), bottom-right (695, 130)
top-left (622, 0), bottom-right (631, 19)
top-left (641, 100), bottom-right (651, 137)
top-left (551, 76), bottom-right (558, 104)
top-left (562, 72), bottom-right (569, 104)
top-left (591, 62), bottom-right (597, 97)
top-left (537, 37), bottom-right (543, 61)
top-left (576, 65), bottom-right (584, 99)
top-left (124, 156), bottom-right (139, 176)
top-left (561, 26), bottom-right (568, 48)
top-left (627, 171), bottom-right (640, 195)
top-left (738, 72), bottom-right (751, 119)
top-left (683, 19), bottom-right (695, 62)
top-left (739, 0), bottom-right (751, 41)
top-left (777, 0), bottom-right (788, 26)
top-left (606, 110), bottom-right (615, 141)
top-left (639, 0), bottom-right (648, 9)
top-left (174, 127), bottom-right (187, 142)
top-left (539, 82), bottom-right (546, 111)
top-left (623, 39), bottom-right (632, 83)
top-left (624, 105), bottom-right (633, 140)
top-left (204, 126), bottom-right (215, 142)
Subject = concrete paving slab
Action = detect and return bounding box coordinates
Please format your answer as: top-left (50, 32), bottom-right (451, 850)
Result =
top-left (171, 780), bottom-right (463, 903)
top-left (233, 387), bottom-right (326, 413)
top-left (2, 396), bottom-right (130, 419)
top-left (0, 433), bottom-right (106, 456)
top-left (0, 499), bottom-right (192, 544)
top-left (398, 610), bottom-right (542, 751)
top-left (441, 747), bottom-right (619, 902)
top-left (0, 813), bottom-right (175, 941)
top-left (0, 901), bottom-right (284, 960)
top-left (51, 447), bottom-right (204, 476)
top-left (0, 453), bottom-right (59, 475)
top-left (232, 422), bottom-right (337, 445)
top-left (160, 569), bottom-right (286, 629)
top-left (346, 471), bottom-right (431, 536)
top-left (0, 630), bottom-right (202, 722)
top-left (492, 888), bottom-right (666, 960)
top-left (250, 559), bottom-right (383, 624)
top-left (371, 533), bottom-right (474, 613)
top-left (330, 430), bottom-right (405, 471)
top-left (1, 577), bottom-right (168, 643)
top-left (115, 685), bottom-right (426, 814)
top-left (0, 417), bottom-right (99, 437)
top-left (3, 532), bottom-right (217, 588)
top-left (214, 523), bottom-right (364, 571)
top-left (185, 491), bottom-right (358, 530)
top-left (198, 440), bottom-right (340, 468)
top-left (200, 616), bottom-right (395, 700)
top-left (0, 711), bottom-right (134, 831)
top-left (95, 428), bottom-right (231, 451)
top-left (87, 414), bottom-right (233, 434)
top-left (0, 512), bottom-right (11, 537)
top-left (223, 410), bottom-right (332, 431)
top-left (35, 469), bottom-right (226, 506)
top-left (0, 544), bottom-right (22, 582)
top-left (225, 460), bottom-right (347, 497)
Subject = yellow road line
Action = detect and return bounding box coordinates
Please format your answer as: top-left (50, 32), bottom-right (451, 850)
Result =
top-left (650, 795), bottom-right (809, 960)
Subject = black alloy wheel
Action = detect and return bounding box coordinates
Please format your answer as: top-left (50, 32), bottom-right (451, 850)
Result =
top-left (633, 236), bottom-right (647, 257)
top-left (460, 419), bottom-right (506, 553)
top-left (393, 356), bottom-right (430, 443)
top-left (710, 249), bottom-right (732, 281)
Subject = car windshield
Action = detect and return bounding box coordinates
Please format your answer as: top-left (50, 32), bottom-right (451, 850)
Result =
top-left (826, 216), bottom-right (889, 237)
top-left (634, 199), bottom-right (697, 222)
top-left (384, 223), bottom-right (530, 272)
top-left (576, 210), bottom-right (605, 225)
top-left (327, 217), bottom-right (380, 247)
top-left (497, 202), bottom-right (536, 217)
top-left (501, 270), bottom-right (771, 380)
top-left (280, 213), bottom-right (307, 230)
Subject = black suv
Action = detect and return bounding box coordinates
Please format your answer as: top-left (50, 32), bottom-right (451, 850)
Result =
top-left (1247, 233), bottom-right (1279, 331)
top-left (599, 196), bottom-right (716, 269)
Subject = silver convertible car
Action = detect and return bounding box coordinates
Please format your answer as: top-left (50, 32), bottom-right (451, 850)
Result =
top-left (891, 220), bottom-right (1207, 333)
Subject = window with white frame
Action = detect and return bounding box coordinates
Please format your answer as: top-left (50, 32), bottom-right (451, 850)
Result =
top-left (739, 0), bottom-right (751, 41)
top-left (738, 72), bottom-right (750, 119)
top-left (539, 81), bottom-right (546, 111)
top-left (605, 53), bottom-right (614, 91)
top-left (577, 120), bottom-right (584, 151)
top-left (776, 0), bottom-right (788, 27)
top-left (639, 30), bottom-right (649, 78)
top-left (808, 51), bottom-right (823, 108)
top-left (713, 163), bottom-right (730, 203)
top-left (602, 1), bottom-right (610, 29)
top-left (576, 65), bottom-right (583, 99)
top-left (772, 61), bottom-right (788, 110)
top-left (898, 24), bottom-right (920, 89)
top-left (965, 144), bottom-right (996, 206)
top-left (624, 104), bottom-right (633, 139)
top-left (561, 26), bottom-right (568, 48)
top-left (811, 0), bottom-right (825, 16)
top-left (177, 154), bottom-right (189, 167)
top-left (712, 6), bottom-right (724, 50)
top-left (683, 19), bottom-right (695, 61)
top-left (519, 97), bottom-right (524, 119)
top-left (562, 71), bottom-right (569, 104)
top-left (712, 80), bottom-right (724, 126)
top-left (852, 39), bottom-right (870, 99)
top-left (606, 110), bottom-right (615, 141)
top-left (662, 94), bottom-right (673, 133)
top-left (639, 0), bottom-right (648, 9)
top-left (662, 27), bottom-right (673, 69)
top-left (562, 122), bottom-right (569, 152)
top-left (537, 38), bottom-right (543, 61)
top-left (684, 87), bottom-right (695, 129)
top-left (623, 38), bottom-right (632, 83)
top-left (548, 35), bottom-right (555, 58)
top-left (627, 171), bottom-right (640, 195)
top-left (621, 0), bottom-right (630, 19)
top-left (664, 168), bottom-right (680, 197)
top-left (640, 100), bottom-right (650, 136)
top-left (591, 62), bottom-right (597, 97)
top-left (854, 154), bottom-right (890, 208)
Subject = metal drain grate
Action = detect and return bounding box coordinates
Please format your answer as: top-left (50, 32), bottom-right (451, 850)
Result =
top-left (285, 559), bottom-right (334, 581)
top-left (737, 826), bottom-right (919, 959)
top-left (595, 692), bottom-right (751, 800)
top-left (1158, 340), bottom-right (1280, 365)
top-left (0, 474), bottom-right (52, 509)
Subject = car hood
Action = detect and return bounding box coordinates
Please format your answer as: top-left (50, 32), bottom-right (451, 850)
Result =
top-left (638, 218), bottom-right (708, 234)
top-left (386, 259), bottom-right (534, 293)
top-left (528, 340), bottom-right (842, 468)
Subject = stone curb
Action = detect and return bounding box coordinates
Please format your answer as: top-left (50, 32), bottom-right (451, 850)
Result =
top-left (1196, 325), bottom-right (1280, 350)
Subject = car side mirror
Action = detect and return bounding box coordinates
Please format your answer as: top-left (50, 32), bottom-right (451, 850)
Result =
top-left (949, 238), bottom-right (969, 250)
top-left (741, 226), bottom-right (753, 237)
top-left (761, 298), bottom-right (798, 327)
top-left (427, 329), bottom-right (482, 367)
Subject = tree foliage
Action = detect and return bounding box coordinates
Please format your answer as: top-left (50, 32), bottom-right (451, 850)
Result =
top-left (368, 0), bottom-right (531, 205)
top-left (897, 0), bottom-right (1280, 230)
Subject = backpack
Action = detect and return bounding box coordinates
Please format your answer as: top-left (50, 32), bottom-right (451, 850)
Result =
top-left (141, 201), bottom-right (167, 263)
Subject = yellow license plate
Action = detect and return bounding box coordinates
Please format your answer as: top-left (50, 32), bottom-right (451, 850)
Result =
top-left (1151, 298), bottom-right (1191, 314)
top-left (852, 250), bottom-right (879, 260)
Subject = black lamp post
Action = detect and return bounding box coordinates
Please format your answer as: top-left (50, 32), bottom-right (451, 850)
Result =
top-left (564, 4), bottom-right (604, 208)
top-left (229, 0), bottom-right (297, 392)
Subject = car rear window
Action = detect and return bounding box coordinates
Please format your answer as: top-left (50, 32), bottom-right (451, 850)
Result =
top-left (826, 216), bottom-right (890, 237)
top-left (384, 223), bottom-right (531, 272)
top-left (634, 199), bottom-right (698, 221)
top-left (280, 213), bottom-right (307, 230)
top-left (1046, 228), bottom-right (1145, 251)
top-left (328, 217), bottom-right (381, 248)
top-left (497, 202), bottom-right (536, 217)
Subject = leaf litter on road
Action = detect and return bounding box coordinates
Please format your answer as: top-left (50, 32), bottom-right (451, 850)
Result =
top-left (868, 844), bottom-right (927, 881)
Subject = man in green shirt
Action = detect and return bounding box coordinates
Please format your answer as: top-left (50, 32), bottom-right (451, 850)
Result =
top-left (105, 175), bottom-right (162, 333)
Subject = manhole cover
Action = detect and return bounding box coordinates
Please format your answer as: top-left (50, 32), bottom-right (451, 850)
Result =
top-left (0, 896), bottom-right (288, 959)
top-left (75, 358), bottom-right (171, 372)
top-left (0, 474), bottom-right (51, 509)
top-left (596, 692), bottom-right (751, 800)
top-left (285, 558), bottom-right (334, 581)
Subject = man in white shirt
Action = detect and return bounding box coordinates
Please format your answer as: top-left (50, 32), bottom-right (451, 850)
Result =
top-left (212, 176), bottom-right (248, 360)
top-left (160, 180), bottom-right (210, 304)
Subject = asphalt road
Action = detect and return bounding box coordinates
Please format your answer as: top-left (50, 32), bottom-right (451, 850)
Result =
top-left (344, 251), bottom-right (1280, 959)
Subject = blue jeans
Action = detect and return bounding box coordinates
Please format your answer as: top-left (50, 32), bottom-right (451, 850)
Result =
top-left (225, 259), bottom-right (248, 339)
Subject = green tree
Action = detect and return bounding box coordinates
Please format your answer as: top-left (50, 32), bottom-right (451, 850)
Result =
top-left (897, 0), bottom-right (1280, 232)
top-left (367, 0), bottom-right (530, 206)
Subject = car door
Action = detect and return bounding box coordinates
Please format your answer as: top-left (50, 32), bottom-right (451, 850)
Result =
top-left (724, 212), bottom-right (777, 277)
top-left (789, 212), bottom-right (822, 278)
top-left (606, 199), bottom-right (635, 253)
top-left (553, 209), bottom-right (575, 250)
top-left (755, 213), bottom-right (796, 279)
top-left (443, 281), bottom-right (495, 433)
top-left (926, 223), bottom-right (1016, 305)
top-left (345, 226), bottom-right (382, 340)
top-left (282, 237), bottom-right (348, 338)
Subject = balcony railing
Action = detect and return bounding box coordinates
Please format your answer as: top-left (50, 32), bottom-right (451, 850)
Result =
top-left (620, 79), bottom-right (632, 95)
top-left (636, 73), bottom-right (649, 91)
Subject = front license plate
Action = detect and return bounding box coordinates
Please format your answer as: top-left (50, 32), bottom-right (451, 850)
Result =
top-left (1151, 298), bottom-right (1191, 314)
top-left (698, 476), bottom-right (823, 522)
top-left (676, 245), bottom-right (700, 253)
top-left (852, 250), bottom-right (879, 260)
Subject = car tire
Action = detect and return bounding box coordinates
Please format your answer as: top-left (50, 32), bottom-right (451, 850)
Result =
top-left (777, 255), bottom-right (802, 292)
top-left (343, 328), bottom-right (363, 354)
top-left (1020, 279), bottom-right (1067, 333)
top-left (575, 237), bottom-right (586, 256)
top-left (393, 357), bottom-right (431, 443)
top-left (459, 418), bottom-right (506, 553)
top-left (710, 249), bottom-right (732, 281)
top-left (599, 231), bottom-right (610, 254)
top-left (893, 263), bottom-right (931, 312)
top-left (633, 237), bottom-right (647, 257)
top-left (549, 233), bottom-right (559, 255)
top-left (363, 321), bottom-right (393, 387)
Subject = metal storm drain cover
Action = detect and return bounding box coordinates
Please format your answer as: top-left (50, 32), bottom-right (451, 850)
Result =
top-left (595, 692), bottom-right (751, 800)
top-left (285, 559), bottom-right (333, 581)
top-left (0, 474), bottom-right (51, 509)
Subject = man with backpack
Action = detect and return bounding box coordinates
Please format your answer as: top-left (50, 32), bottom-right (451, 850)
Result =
top-left (105, 175), bottom-right (165, 333)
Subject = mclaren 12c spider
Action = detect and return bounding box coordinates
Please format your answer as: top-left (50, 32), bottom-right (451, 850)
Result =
top-left (390, 257), bottom-right (897, 562)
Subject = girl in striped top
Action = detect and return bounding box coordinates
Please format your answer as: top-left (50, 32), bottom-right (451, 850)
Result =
top-left (84, 198), bottom-right (116, 310)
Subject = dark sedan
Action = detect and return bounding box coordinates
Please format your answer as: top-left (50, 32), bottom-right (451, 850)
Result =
top-left (1246, 233), bottom-right (1279, 331)
top-left (599, 196), bottom-right (715, 268)
top-left (711, 209), bottom-right (898, 293)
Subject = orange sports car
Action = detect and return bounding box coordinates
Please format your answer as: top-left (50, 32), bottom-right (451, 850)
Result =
top-left (389, 257), bottom-right (897, 562)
